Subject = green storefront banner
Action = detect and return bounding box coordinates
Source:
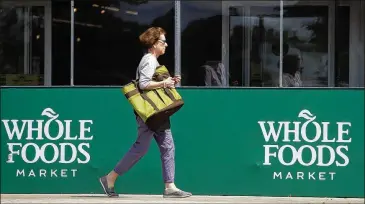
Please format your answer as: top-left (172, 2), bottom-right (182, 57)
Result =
top-left (1, 88), bottom-right (364, 197)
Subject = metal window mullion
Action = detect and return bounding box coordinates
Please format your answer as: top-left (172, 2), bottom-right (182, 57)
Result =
top-left (328, 1), bottom-right (335, 87)
top-left (174, 0), bottom-right (181, 87)
top-left (70, 0), bottom-right (75, 86)
top-left (221, 1), bottom-right (230, 87)
top-left (44, 1), bottom-right (52, 86)
top-left (349, 0), bottom-right (363, 87)
top-left (358, 1), bottom-right (365, 87)
top-left (279, 0), bottom-right (284, 87)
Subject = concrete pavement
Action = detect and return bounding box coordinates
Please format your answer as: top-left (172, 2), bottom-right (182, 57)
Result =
top-left (1, 194), bottom-right (364, 203)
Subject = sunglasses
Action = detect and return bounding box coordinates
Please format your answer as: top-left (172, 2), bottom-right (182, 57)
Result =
top-left (158, 39), bottom-right (167, 44)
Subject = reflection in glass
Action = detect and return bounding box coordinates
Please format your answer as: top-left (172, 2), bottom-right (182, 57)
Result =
top-left (249, 7), bottom-right (281, 87)
top-left (228, 6), bottom-right (280, 87)
top-left (180, 1), bottom-right (222, 86)
top-left (74, 1), bottom-right (174, 85)
top-left (335, 6), bottom-right (350, 87)
top-left (52, 1), bottom-right (71, 85)
top-left (228, 7), bottom-right (244, 86)
top-left (282, 5), bottom-right (328, 87)
top-left (0, 5), bottom-right (44, 85)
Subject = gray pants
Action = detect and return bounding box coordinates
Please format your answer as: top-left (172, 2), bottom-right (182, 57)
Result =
top-left (113, 115), bottom-right (175, 183)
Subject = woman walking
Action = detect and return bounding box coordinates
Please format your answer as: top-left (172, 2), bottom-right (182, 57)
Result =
top-left (99, 27), bottom-right (192, 199)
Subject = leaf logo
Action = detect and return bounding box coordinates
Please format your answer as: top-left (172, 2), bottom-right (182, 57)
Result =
top-left (298, 109), bottom-right (316, 121)
top-left (41, 108), bottom-right (59, 119)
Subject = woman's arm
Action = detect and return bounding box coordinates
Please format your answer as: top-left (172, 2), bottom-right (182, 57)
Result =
top-left (143, 81), bottom-right (164, 90)
top-left (138, 57), bottom-right (174, 90)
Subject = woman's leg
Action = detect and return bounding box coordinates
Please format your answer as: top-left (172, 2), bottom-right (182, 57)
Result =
top-left (113, 118), bottom-right (154, 176)
top-left (154, 129), bottom-right (175, 184)
top-left (154, 129), bottom-right (192, 198)
top-left (100, 116), bottom-right (154, 197)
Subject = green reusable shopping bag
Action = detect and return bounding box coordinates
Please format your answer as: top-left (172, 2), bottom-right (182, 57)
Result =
top-left (122, 65), bottom-right (184, 130)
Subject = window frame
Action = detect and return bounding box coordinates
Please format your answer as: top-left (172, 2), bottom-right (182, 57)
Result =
top-left (1, 0), bottom-right (52, 86)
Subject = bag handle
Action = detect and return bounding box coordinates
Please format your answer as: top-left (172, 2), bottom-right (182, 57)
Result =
top-left (163, 88), bottom-right (177, 101)
top-left (133, 65), bottom-right (174, 110)
top-left (131, 78), bottom-right (159, 112)
top-left (140, 92), bottom-right (159, 111)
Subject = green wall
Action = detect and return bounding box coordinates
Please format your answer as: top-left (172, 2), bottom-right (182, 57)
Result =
top-left (1, 88), bottom-right (364, 197)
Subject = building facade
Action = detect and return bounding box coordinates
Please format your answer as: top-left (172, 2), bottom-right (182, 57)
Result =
top-left (0, 0), bottom-right (364, 87)
top-left (1, 0), bottom-right (364, 197)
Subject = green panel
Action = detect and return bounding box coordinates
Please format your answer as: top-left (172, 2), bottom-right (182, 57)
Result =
top-left (1, 88), bottom-right (364, 197)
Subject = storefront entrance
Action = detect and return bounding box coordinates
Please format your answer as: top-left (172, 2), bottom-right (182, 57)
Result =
top-left (0, 1), bottom-right (52, 86)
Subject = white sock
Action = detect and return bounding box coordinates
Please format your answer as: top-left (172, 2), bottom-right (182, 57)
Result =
top-left (165, 187), bottom-right (180, 192)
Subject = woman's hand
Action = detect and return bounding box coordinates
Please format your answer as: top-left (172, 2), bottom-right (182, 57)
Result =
top-left (163, 77), bottom-right (175, 88)
top-left (173, 75), bottom-right (181, 84)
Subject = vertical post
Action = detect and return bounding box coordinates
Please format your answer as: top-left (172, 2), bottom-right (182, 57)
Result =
top-left (222, 1), bottom-right (230, 87)
top-left (70, 0), bottom-right (75, 86)
top-left (24, 7), bottom-right (30, 75)
top-left (44, 1), bottom-right (52, 86)
top-left (361, 1), bottom-right (365, 87)
top-left (174, 0), bottom-right (181, 87)
top-left (328, 1), bottom-right (335, 87)
top-left (333, 0), bottom-right (338, 87)
top-left (279, 0), bottom-right (284, 87)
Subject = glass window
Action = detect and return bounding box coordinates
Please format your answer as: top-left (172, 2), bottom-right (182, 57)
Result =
top-left (180, 1), bottom-right (360, 88)
top-left (73, 1), bottom-right (175, 85)
top-left (335, 5), bottom-right (350, 87)
top-left (236, 5), bottom-right (281, 87)
top-left (52, 0), bottom-right (71, 85)
top-left (186, 1), bottom-right (283, 87)
top-left (0, 3), bottom-right (45, 86)
top-left (220, 2), bottom-right (281, 87)
top-left (180, 1), bottom-right (223, 87)
top-left (2, 1), bottom-right (359, 88)
top-left (281, 4), bottom-right (329, 87)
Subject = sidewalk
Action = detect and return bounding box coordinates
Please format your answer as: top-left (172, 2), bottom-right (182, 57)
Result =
top-left (1, 194), bottom-right (364, 203)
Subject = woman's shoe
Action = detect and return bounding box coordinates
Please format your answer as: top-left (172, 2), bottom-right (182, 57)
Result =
top-left (163, 188), bottom-right (192, 198)
top-left (99, 176), bottom-right (119, 197)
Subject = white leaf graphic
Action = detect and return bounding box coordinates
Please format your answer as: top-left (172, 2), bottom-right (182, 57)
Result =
top-left (298, 109), bottom-right (316, 120)
top-left (41, 108), bottom-right (59, 119)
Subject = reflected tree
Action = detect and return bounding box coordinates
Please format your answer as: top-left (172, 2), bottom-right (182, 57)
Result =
top-left (273, 5), bottom-right (329, 86)
top-left (274, 6), bottom-right (328, 52)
